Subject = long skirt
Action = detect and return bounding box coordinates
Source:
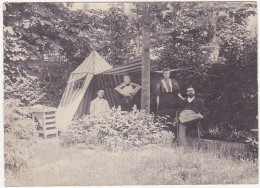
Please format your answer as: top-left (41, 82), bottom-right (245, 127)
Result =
top-left (157, 93), bottom-right (182, 118)
top-left (157, 93), bottom-right (183, 132)
top-left (120, 96), bottom-right (134, 111)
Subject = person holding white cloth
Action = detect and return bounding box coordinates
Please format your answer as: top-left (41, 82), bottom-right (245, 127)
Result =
top-left (177, 86), bottom-right (208, 146)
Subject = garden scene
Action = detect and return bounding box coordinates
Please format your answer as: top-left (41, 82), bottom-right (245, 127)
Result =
top-left (3, 1), bottom-right (258, 186)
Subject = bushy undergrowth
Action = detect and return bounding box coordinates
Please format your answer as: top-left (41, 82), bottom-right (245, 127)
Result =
top-left (60, 110), bottom-right (173, 151)
top-left (4, 99), bottom-right (39, 176)
top-left (203, 125), bottom-right (256, 142)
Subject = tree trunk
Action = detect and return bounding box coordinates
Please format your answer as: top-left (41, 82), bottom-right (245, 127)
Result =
top-left (136, 4), bottom-right (141, 56)
top-left (141, 3), bottom-right (150, 113)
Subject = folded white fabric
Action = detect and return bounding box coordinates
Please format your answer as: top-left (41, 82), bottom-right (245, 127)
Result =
top-left (179, 110), bottom-right (202, 123)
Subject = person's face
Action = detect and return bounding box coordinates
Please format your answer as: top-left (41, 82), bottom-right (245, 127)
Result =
top-left (97, 91), bottom-right (104, 98)
top-left (124, 76), bottom-right (131, 84)
top-left (163, 71), bottom-right (170, 79)
top-left (187, 88), bottom-right (195, 97)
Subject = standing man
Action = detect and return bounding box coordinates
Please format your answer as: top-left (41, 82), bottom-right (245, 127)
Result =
top-left (89, 90), bottom-right (110, 115)
top-left (177, 86), bottom-right (208, 146)
top-left (115, 73), bottom-right (141, 111)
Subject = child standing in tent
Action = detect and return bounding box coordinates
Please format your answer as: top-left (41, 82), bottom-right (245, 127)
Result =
top-left (115, 74), bottom-right (141, 111)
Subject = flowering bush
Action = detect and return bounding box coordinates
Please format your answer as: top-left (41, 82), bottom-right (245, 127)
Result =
top-left (60, 109), bottom-right (173, 151)
top-left (4, 99), bottom-right (39, 176)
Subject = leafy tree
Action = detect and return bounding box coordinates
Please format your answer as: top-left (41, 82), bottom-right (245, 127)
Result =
top-left (3, 3), bottom-right (86, 106)
top-left (3, 2), bottom-right (257, 141)
top-left (85, 7), bottom-right (137, 66)
top-left (4, 3), bottom-right (137, 106)
top-left (146, 2), bottom-right (257, 138)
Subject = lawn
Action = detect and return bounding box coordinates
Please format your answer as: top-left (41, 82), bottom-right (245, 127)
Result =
top-left (5, 138), bottom-right (258, 186)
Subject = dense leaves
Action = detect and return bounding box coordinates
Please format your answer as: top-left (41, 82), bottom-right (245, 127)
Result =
top-left (4, 3), bottom-right (138, 107)
top-left (3, 2), bottom-right (257, 140)
top-left (148, 2), bottom-right (257, 138)
top-left (60, 109), bottom-right (173, 151)
top-left (4, 99), bottom-right (39, 175)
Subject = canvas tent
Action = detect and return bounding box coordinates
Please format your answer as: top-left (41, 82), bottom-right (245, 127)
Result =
top-left (56, 50), bottom-right (144, 131)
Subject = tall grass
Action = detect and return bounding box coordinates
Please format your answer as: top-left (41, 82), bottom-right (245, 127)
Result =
top-left (5, 111), bottom-right (258, 186)
top-left (187, 138), bottom-right (257, 160)
top-left (6, 139), bottom-right (258, 186)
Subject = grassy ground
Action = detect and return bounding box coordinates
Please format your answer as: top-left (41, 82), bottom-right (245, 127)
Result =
top-left (5, 138), bottom-right (258, 186)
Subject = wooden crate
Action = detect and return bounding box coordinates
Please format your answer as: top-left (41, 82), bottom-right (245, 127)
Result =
top-left (30, 105), bottom-right (58, 139)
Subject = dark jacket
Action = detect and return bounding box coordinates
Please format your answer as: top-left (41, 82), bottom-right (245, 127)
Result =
top-left (183, 97), bottom-right (208, 117)
top-left (156, 78), bottom-right (180, 97)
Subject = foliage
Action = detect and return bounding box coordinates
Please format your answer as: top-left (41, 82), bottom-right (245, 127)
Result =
top-left (3, 2), bottom-right (258, 140)
top-left (148, 2), bottom-right (257, 136)
top-left (3, 3), bottom-right (74, 106)
top-left (3, 3), bottom-right (137, 107)
top-left (36, 66), bottom-right (70, 107)
top-left (86, 7), bottom-right (137, 66)
top-left (4, 65), bottom-right (44, 106)
top-left (4, 99), bottom-right (39, 176)
top-left (245, 129), bottom-right (258, 158)
top-left (60, 109), bottom-right (173, 151)
top-left (246, 129), bottom-right (259, 146)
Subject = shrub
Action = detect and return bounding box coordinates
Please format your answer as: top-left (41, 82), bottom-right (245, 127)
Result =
top-left (245, 129), bottom-right (258, 158)
top-left (201, 124), bottom-right (258, 144)
top-left (60, 109), bottom-right (173, 151)
top-left (4, 99), bottom-right (39, 177)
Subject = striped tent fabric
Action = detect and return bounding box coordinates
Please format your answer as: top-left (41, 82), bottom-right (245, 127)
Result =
top-left (68, 50), bottom-right (113, 83)
top-left (101, 56), bottom-right (142, 75)
top-left (56, 74), bottom-right (94, 131)
top-left (56, 51), bottom-right (163, 131)
top-left (75, 74), bottom-right (124, 117)
top-left (74, 61), bottom-right (161, 118)
top-left (56, 50), bottom-right (113, 131)
top-left (74, 57), bottom-right (143, 117)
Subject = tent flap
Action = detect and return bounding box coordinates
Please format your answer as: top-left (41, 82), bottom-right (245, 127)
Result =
top-left (56, 51), bottom-right (144, 131)
top-left (56, 74), bottom-right (93, 131)
top-left (56, 50), bottom-right (113, 131)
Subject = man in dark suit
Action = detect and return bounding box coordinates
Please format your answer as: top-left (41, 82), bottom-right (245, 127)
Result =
top-left (177, 86), bottom-right (208, 147)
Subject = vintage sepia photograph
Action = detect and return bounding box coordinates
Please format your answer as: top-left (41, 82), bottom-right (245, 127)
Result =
top-left (2, 0), bottom-right (258, 186)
